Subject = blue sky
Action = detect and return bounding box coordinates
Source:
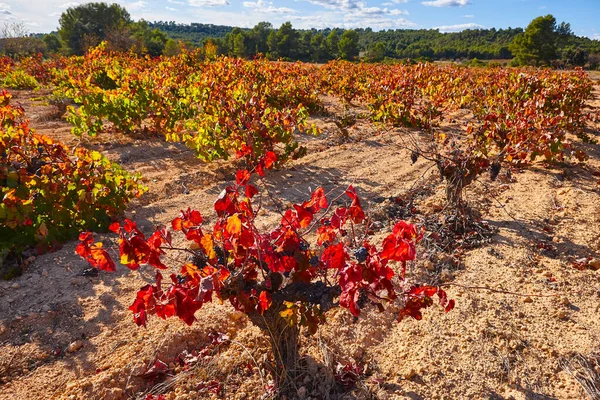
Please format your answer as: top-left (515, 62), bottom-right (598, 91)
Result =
top-left (1, 0), bottom-right (599, 38)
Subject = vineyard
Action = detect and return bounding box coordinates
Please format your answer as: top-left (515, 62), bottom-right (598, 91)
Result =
top-left (1, 47), bottom-right (600, 400)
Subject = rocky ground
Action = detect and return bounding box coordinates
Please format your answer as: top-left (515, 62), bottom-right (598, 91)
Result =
top-left (1, 80), bottom-right (600, 400)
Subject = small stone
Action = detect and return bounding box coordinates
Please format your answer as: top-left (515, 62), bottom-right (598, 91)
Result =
top-left (589, 258), bottom-right (600, 271)
top-left (543, 271), bottom-right (553, 278)
top-left (523, 296), bottom-right (533, 303)
top-left (556, 310), bottom-right (567, 320)
top-left (440, 269), bottom-right (453, 283)
top-left (0, 324), bottom-right (6, 335)
top-left (297, 386), bottom-right (307, 399)
top-left (103, 388), bottom-right (124, 400)
top-left (229, 311), bottom-right (245, 321)
top-left (403, 369), bottom-right (417, 380)
top-left (67, 340), bottom-right (83, 353)
top-left (424, 260), bottom-right (436, 272)
top-left (11, 283), bottom-right (20, 289)
top-left (42, 269), bottom-right (49, 277)
top-left (552, 237), bottom-right (560, 243)
top-left (560, 297), bottom-right (570, 306)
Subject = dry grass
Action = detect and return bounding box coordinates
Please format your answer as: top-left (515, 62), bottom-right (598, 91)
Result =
top-left (560, 352), bottom-right (600, 399)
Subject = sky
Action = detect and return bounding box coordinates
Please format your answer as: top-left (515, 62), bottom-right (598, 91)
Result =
top-left (1, 0), bottom-right (599, 39)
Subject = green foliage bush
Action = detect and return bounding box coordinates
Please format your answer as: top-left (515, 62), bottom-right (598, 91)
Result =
top-left (1, 69), bottom-right (39, 89)
top-left (0, 90), bottom-right (145, 259)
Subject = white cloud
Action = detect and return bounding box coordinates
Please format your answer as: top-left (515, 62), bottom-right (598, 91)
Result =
top-left (188, 0), bottom-right (229, 6)
top-left (289, 9), bottom-right (415, 30)
top-left (126, 1), bottom-right (147, 10)
top-left (165, 6), bottom-right (178, 11)
top-left (299, 0), bottom-right (408, 17)
top-left (0, 2), bottom-right (11, 14)
top-left (422, 0), bottom-right (470, 7)
top-left (58, 2), bottom-right (79, 8)
top-left (435, 22), bottom-right (483, 32)
top-left (300, 0), bottom-right (363, 11)
top-left (243, 0), bottom-right (297, 14)
top-left (464, 14), bottom-right (474, 18)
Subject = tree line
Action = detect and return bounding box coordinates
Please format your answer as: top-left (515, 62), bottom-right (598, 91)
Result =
top-left (1, 2), bottom-right (599, 68)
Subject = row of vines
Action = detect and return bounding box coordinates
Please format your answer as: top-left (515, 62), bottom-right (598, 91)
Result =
top-left (1, 46), bottom-right (597, 396)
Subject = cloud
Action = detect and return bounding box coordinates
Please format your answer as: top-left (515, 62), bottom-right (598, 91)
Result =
top-left (58, 2), bottom-right (79, 8)
top-left (300, 0), bottom-right (363, 11)
top-left (464, 14), bottom-right (474, 18)
top-left (299, 0), bottom-right (408, 17)
top-left (188, 0), bottom-right (229, 6)
top-left (126, 1), bottom-right (147, 10)
top-left (165, 6), bottom-right (178, 11)
top-left (434, 22), bottom-right (483, 32)
top-left (289, 9), bottom-right (415, 30)
top-left (422, 0), bottom-right (470, 7)
top-left (243, 0), bottom-right (297, 13)
top-left (0, 2), bottom-right (11, 14)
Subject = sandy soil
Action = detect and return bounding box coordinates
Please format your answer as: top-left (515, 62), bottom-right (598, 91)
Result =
top-left (1, 83), bottom-right (600, 400)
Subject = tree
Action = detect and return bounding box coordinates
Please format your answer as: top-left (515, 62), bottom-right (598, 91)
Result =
top-left (233, 32), bottom-right (247, 58)
top-left (509, 15), bottom-right (558, 66)
top-left (366, 41), bottom-right (386, 62)
top-left (129, 20), bottom-right (168, 57)
top-left (326, 30), bottom-right (339, 59)
top-left (277, 22), bottom-right (298, 59)
top-left (163, 39), bottom-right (180, 57)
top-left (43, 34), bottom-right (62, 53)
top-left (310, 32), bottom-right (330, 63)
top-left (338, 29), bottom-right (359, 60)
top-left (563, 47), bottom-right (587, 67)
top-left (250, 21), bottom-right (272, 54)
top-left (0, 22), bottom-right (46, 57)
top-left (58, 2), bottom-right (132, 55)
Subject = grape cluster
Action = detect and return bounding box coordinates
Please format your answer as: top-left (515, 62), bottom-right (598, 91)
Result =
top-left (354, 247), bottom-right (368, 263)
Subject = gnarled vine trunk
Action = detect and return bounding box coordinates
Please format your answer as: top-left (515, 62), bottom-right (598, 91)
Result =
top-left (248, 303), bottom-right (301, 396)
top-left (241, 279), bottom-right (341, 397)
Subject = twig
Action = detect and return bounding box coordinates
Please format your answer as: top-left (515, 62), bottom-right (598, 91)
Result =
top-left (440, 282), bottom-right (562, 298)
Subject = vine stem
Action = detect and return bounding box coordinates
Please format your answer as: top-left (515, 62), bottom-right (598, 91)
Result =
top-left (440, 282), bottom-right (563, 298)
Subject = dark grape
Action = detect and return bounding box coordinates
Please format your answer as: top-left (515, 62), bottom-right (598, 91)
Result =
top-left (410, 151), bottom-right (419, 164)
top-left (490, 161), bottom-right (501, 181)
top-left (354, 247), bottom-right (368, 263)
top-left (309, 255), bottom-right (320, 266)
